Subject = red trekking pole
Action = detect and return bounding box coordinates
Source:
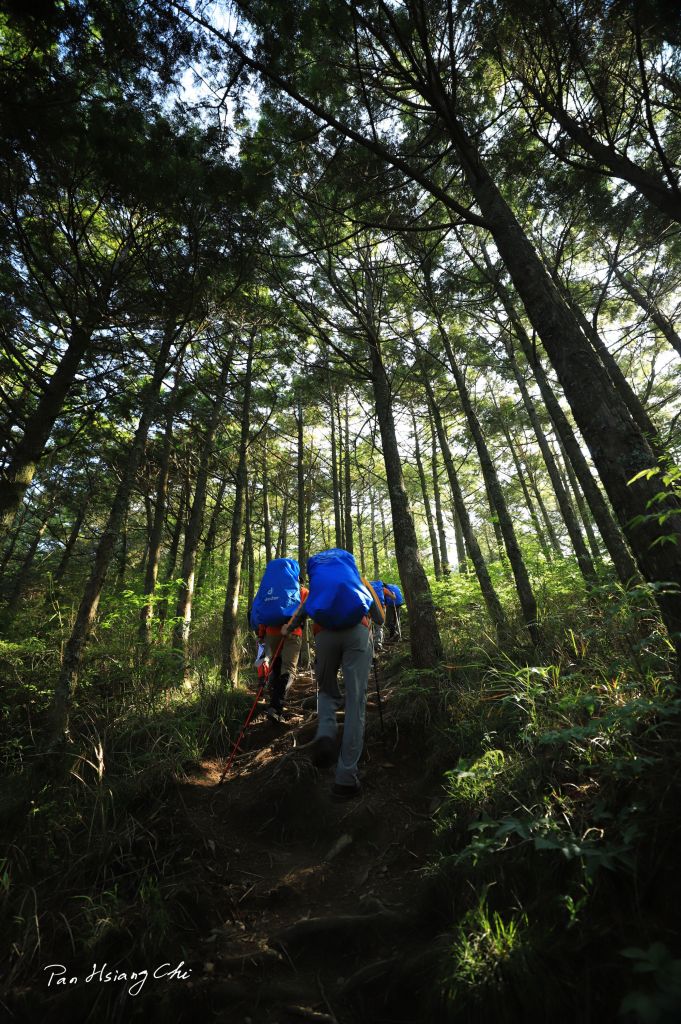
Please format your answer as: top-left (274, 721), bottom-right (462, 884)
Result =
top-left (217, 634), bottom-right (286, 785)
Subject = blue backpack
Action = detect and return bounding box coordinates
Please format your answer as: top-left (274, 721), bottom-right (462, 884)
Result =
top-left (384, 583), bottom-right (405, 606)
top-left (371, 580), bottom-right (385, 599)
top-left (250, 558), bottom-right (301, 629)
top-left (305, 549), bottom-right (372, 629)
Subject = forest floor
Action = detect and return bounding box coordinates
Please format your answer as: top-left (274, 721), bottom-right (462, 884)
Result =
top-left (158, 647), bottom-right (441, 1024)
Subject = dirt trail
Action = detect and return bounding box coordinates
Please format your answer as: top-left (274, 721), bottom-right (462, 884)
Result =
top-left (169, 655), bottom-right (440, 1024)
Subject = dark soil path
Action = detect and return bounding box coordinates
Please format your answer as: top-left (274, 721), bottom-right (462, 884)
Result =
top-left (167, 653), bottom-right (442, 1024)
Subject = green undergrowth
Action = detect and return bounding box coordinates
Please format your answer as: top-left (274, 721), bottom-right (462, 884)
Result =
top-left (0, 676), bottom-right (253, 1018)
top-left (384, 571), bottom-right (681, 1024)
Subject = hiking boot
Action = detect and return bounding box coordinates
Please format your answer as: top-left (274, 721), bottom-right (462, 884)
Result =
top-left (331, 781), bottom-right (362, 800)
top-left (308, 735), bottom-right (336, 768)
top-left (266, 706), bottom-right (285, 724)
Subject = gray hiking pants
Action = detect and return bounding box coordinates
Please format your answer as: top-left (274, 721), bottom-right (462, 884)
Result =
top-left (314, 622), bottom-right (373, 787)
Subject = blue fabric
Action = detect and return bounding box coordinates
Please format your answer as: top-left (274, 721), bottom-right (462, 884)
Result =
top-left (250, 558), bottom-right (301, 628)
top-left (305, 548), bottom-right (371, 629)
top-left (370, 580), bottom-right (384, 597)
top-left (384, 583), bottom-right (405, 606)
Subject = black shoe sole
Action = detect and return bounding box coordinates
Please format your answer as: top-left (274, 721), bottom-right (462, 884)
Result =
top-left (309, 738), bottom-right (336, 768)
top-left (331, 784), bottom-right (362, 800)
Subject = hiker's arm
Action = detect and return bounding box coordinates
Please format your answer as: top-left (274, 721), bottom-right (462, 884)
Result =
top-left (281, 599), bottom-right (308, 634)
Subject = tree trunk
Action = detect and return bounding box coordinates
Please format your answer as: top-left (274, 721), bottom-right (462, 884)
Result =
top-left (497, 413), bottom-right (553, 561)
top-left (221, 337), bottom-right (254, 686)
top-left (495, 278), bottom-right (640, 584)
top-left (501, 335), bottom-right (596, 582)
top-left (174, 353), bottom-right (232, 680)
top-left (553, 272), bottom-right (661, 450)
top-left (428, 409), bottom-right (451, 576)
top-left (328, 371), bottom-right (343, 548)
top-left (364, 286), bottom-right (443, 667)
top-left (453, 507), bottom-right (468, 574)
top-left (297, 393), bottom-right (306, 568)
top-left (262, 438), bottom-right (273, 563)
top-left (424, 375), bottom-right (507, 637)
top-left (52, 325), bottom-right (177, 741)
top-left (356, 506), bottom-right (366, 575)
top-left (157, 479), bottom-right (187, 632)
top-left (276, 492), bottom-right (289, 559)
top-left (53, 505), bottom-right (87, 587)
top-left (138, 401), bottom-right (173, 647)
top-left (197, 476), bottom-right (229, 591)
top-left (521, 447), bottom-right (562, 556)
top-left (343, 393), bottom-right (354, 553)
top-left (379, 502), bottom-right (389, 559)
top-left (432, 325), bottom-right (540, 643)
top-left (370, 488), bottom-right (380, 578)
top-left (0, 506), bottom-right (28, 583)
top-left (0, 322), bottom-right (92, 535)
top-left (448, 122), bottom-right (681, 640)
top-left (411, 407), bottom-right (442, 578)
top-left (115, 514), bottom-right (128, 590)
top-left (8, 514), bottom-right (49, 607)
top-left (556, 439), bottom-right (602, 562)
top-left (612, 266), bottom-right (681, 359)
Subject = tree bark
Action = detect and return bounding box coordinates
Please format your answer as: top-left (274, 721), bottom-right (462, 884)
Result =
top-left (424, 375), bottom-right (507, 637)
top-left (356, 505), bottom-right (366, 575)
top-left (343, 393), bottom-right (354, 553)
top-left (297, 392), bottom-right (306, 568)
top-left (0, 322), bottom-right (92, 535)
top-left (411, 407), bottom-right (442, 578)
top-left (328, 369), bottom-right (343, 549)
top-left (364, 283), bottom-right (443, 667)
top-left (174, 353), bottom-right (233, 680)
top-left (8, 514), bottom-right (49, 608)
top-left (245, 484), bottom-right (256, 613)
top-left (138, 401), bottom-right (173, 647)
top-left (428, 409), bottom-right (451, 576)
top-left (157, 479), bottom-right (187, 632)
top-left (432, 324), bottom-right (540, 643)
top-left (197, 476), bottom-right (229, 591)
top-left (452, 506), bottom-right (468, 574)
top-left (521, 446), bottom-right (562, 556)
top-left (276, 491), bottom-right (289, 559)
top-left (221, 337), bottom-right (254, 686)
top-left (495, 279), bottom-right (640, 584)
top-left (445, 122), bottom-right (681, 638)
top-left (370, 487), bottom-right (380, 578)
top-left (498, 414), bottom-right (553, 562)
top-left (556, 439), bottom-right (602, 562)
top-left (53, 504), bottom-right (87, 588)
top-left (552, 272), bottom-right (661, 450)
top-left (262, 437), bottom-right (273, 563)
top-left (501, 336), bottom-right (596, 582)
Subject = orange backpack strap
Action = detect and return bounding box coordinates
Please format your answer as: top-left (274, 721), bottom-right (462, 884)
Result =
top-left (362, 578), bottom-right (386, 623)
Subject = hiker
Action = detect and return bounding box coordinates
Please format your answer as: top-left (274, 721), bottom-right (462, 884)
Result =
top-left (370, 578), bottom-right (386, 652)
top-left (250, 558), bottom-right (308, 724)
top-left (282, 548), bottom-right (385, 800)
top-left (383, 582), bottom-right (405, 642)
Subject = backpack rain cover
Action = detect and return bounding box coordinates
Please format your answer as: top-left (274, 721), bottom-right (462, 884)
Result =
top-left (250, 558), bottom-right (301, 629)
top-left (305, 548), bottom-right (372, 629)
